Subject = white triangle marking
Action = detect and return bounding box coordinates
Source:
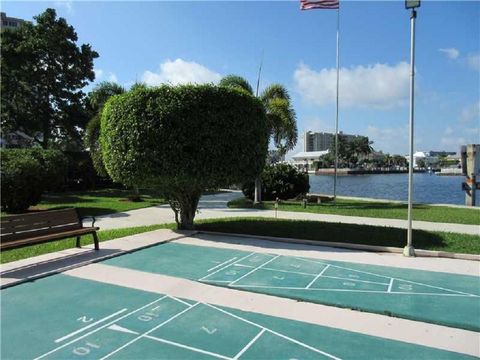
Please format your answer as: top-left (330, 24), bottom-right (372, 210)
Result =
top-left (108, 324), bottom-right (139, 335)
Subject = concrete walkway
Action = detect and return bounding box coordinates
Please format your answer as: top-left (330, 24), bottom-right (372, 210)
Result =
top-left (94, 191), bottom-right (480, 235)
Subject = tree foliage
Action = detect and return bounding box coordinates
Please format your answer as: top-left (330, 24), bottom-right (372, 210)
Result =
top-left (100, 84), bottom-right (269, 229)
top-left (327, 135), bottom-right (373, 166)
top-left (242, 164), bottom-right (310, 201)
top-left (84, 82), bottom-right (125, 177)
top-left (219, 75), bottom-right (297, 156)
top-left (1, 8), bottom-right (98, 148)
top-left (1, 149), bottom-right (68, 213)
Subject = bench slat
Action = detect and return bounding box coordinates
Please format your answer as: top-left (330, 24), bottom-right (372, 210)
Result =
top-left (0, 208), bottom-right (100, 252)
top-left (0, 227), bottom-right (99, 250)
top-left (1, 209), bottom-right (80, 233)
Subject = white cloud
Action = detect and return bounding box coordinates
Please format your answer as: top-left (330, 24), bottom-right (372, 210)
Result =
top-left (441, 137), bottom-right (467, 148)
top-left (294, 62), bottom-right (410, 108)
top-left (365, 125), bottom-right (409, 154)
top-left (438, 48), bottom-right (460, 60)
top-left (54, 0), bottom-right (74, 14)
top-left (460, 101), bottom-right (480, 123)
top-left (93, 69), bottom-right (119, 84)
top-left (107, 73), bottom-right (118, 83)
top-left (94, 68), bottom-right (104, 79)
top-left (466, 53), bottom-right (480, 71)
top-left (444, 126), bottom-right (454, 135)
top-left (142, 58), bottom-right (222, 86)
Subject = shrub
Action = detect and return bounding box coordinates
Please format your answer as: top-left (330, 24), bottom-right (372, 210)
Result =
top-left (30, 148), bottom-right (68, 191)
top-left (242, 164), bottom-right (310, 201)
top-left (101, 84), bottom-right (269, 229)
top-left (1, 149), bottom-right (68, 213)
top-left (1, 149), bottom-right (44, 213)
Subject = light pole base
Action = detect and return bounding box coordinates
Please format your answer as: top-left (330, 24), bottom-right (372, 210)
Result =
top-left (403, 245), bottom-right (416, 257)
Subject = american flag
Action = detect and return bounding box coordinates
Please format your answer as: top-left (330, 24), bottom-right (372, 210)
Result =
top-left (300, 0), bottom-right (339, 10)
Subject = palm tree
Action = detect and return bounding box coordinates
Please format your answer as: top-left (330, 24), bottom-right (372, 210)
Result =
top-left (219, 75), bottom-right (298, 202)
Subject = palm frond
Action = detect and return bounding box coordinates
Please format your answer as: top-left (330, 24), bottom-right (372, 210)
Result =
top-left (218, 75), bottom-right (254, 95)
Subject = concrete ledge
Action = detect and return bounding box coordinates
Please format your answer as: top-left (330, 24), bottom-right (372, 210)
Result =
top-left (197, 230), bottom-right (480, 261)
top-left (0, 229), bottom-right (197, 289)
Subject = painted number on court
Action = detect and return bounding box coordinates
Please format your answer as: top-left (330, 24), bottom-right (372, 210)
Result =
top-left (138, 305), bottom-right (162, 322)
top-left (399, 284), bottom-right (413, 291)
top-left (201, 326), bottom-right (217, 335)
top-left (343, 282), bottom-right (356, 287)
top-left (77, 316), bottom-right (93, 323)
top-left (72, 342), bottom-right (100, 356)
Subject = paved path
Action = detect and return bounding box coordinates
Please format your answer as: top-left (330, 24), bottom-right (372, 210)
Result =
top-left (94, 191), bottom-right (480, 235)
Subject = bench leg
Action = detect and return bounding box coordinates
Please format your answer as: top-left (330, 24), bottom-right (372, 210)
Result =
top-left (76, 236), bottom-right (81, 248)
top-left (93, 232), bottom-right (99, 250)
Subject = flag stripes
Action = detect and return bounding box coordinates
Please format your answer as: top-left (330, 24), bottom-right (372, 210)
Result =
top-left (300, 0), bottom-right (339, 10)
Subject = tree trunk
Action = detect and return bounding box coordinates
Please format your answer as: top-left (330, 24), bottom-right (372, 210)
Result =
top-left (254, 177), bottom-right (262, 204)
top-left (178, 192), bottom-right (201, 230)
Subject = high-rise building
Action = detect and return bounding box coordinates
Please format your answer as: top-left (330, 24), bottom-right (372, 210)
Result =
top-left (303, 131), bottom-right (366, 152)
top-left (1, 12), bottom-right (25, 30)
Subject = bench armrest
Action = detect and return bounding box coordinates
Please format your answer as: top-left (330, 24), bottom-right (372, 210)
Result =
top-left (80, 216), bottom-right (96, 228)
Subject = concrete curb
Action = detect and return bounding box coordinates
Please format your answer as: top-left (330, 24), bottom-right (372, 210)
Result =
top-left (0, 230), bottom-right (198, 289)
top-left (197, 230), bottom-right (480, 261)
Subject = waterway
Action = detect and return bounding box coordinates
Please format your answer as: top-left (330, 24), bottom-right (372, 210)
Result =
top-left (308, 173), bottom-right (478, 206)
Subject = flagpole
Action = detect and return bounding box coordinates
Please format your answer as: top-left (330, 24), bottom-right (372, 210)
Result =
top-left (333, 7), bottom-right (340, 203)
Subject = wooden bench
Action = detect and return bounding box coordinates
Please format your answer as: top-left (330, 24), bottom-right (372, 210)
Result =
top-left (0, 209), bottom-right (99, 252)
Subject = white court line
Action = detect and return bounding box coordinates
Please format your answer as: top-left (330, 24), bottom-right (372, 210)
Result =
top-left (227, 284), bottom-right (477, 297)
top-left (293, 257), bottom-right (392, 280)
top-left (199, 253), bottom-right (256, 281)
top-left (235, 264), bottom-right (388, 285)
top-left (387, 278), bottom-right (394, 293)
top-left (168, 295), bottom-right (194, 307)
top-left (205, 303), bottom-right (342, 360)
top-left (100, 303), bottom-right (200, 360)
top-left (233, 329), bottom-right (265, 360)
top-left (208, 257), bottom-right (238, 272)
top-left (293, 257), bottom-right (479, 297)
top-left (321, 275), bottom-right (389, 286)
top-left (229, 255), bottom-right (281, 286)
top-left (54, 308), bottom-right (128, 343)
top-left (34, 296), bottom-right (169, 360)
top-left (234, 263), bottom-right (316, 276)
top-left (393, 278), bottom-right (479, 297)
top-left (144, 334), bottom-right (231, 360)
top-left (306, 265), bottom-right (330, 289)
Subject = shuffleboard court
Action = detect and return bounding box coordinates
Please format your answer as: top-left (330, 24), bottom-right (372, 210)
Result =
top-left (103, 241), bottom-right (480, 331)
top-left (0, 273), bottom-right (475, 359)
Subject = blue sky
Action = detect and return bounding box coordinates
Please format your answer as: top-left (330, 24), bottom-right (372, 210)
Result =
top-left (4, 0), bottom-right (479, 156)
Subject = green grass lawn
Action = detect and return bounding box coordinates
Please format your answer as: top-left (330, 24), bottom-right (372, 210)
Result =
top-left (2, 216), bottom-right (478, 264)
top-left (0, 223), bottom-right (176, 264)
top-left (228, 197), bottom-right (480, 225)
top-left (30, 188), bottom-right (168, 217)
top-left (196, 218), bottom-right (480, 255)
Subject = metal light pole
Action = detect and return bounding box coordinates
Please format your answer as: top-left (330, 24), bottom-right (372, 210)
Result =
top-left (404, 0), bottom-right (420, 257)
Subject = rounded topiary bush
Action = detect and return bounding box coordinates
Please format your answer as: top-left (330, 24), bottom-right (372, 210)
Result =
top-left (1, 149), bottom-right (44, 213)
top-left (100, 84), bottom-right (269, 229)
top-left (243, 163), bottom-right (310, 201)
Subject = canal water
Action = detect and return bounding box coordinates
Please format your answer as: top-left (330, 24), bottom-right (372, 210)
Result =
top-left (309, 173), bottom-right (479, 206)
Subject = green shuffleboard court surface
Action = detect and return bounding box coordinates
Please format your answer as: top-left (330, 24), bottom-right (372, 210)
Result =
top-left (1, 274), bottom-right (475, 359)
top-left (103, 241), bottom-right (480, 331)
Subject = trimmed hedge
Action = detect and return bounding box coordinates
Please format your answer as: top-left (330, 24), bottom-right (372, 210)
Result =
top-left (100, 84), bottom-right (269, 229)
top-left (1, 149), bottom-right (68, 213)
top-left (243, 163), bottom-right (310, 201)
